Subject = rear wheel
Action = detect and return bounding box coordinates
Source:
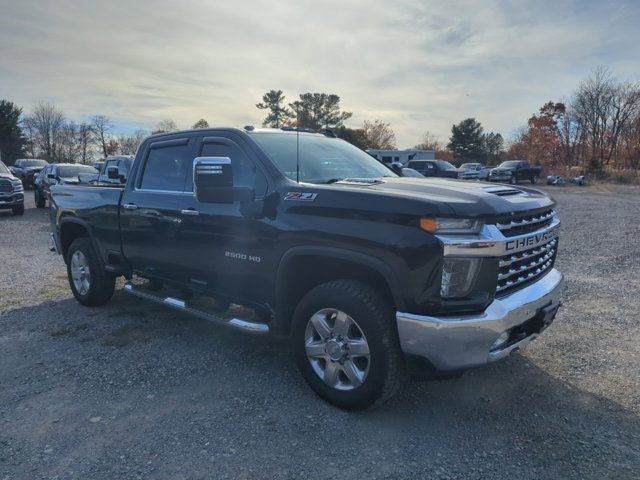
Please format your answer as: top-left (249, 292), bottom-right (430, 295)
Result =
top-left (509, 174), bottom-right (517, 185)
top-left (67, 238), bottom-right (115, 306)
top-left (292, 280), bottom-right (404, 410)
top-left (35, 189), bottom-right (46, 208)
top-left (531, 175), bottom-right (539, 184)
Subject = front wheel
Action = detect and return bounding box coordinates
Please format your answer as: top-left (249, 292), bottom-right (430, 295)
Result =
top-left (292, 280), bottom-right (404, 410)
top-left (66, 237), bottom-right (115, 306)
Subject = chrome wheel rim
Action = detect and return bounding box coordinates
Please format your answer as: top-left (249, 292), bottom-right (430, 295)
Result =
top-left (70, 251), bottom-right (91, 295)
top-left (304, 308), bottom-right (371, 391)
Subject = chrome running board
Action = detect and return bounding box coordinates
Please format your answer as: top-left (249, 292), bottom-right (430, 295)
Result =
top-left (123, 282), bottom-right (269, 335)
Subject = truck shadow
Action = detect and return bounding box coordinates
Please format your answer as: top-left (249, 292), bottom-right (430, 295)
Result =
top-left (2, 293), bottom-right (638, 477)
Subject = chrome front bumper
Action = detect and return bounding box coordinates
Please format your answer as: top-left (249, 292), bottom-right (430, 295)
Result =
top-left (396, 268), bottom-right (563, 371)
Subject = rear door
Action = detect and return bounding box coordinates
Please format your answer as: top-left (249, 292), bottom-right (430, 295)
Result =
top-left (173, 134), bottom-right (274, 303)
top-left (119, 136), bottom-right (196, 282)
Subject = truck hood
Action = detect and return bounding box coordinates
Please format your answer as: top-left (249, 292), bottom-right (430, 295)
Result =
top-left (308, 177), bottom-right (554, 217)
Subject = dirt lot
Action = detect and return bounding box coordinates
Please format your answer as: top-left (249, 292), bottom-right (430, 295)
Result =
top-left (1, 185), bottom-right (639, 479)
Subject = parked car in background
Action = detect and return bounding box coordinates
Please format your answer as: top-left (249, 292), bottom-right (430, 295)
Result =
top-left (406, 159), bottom-right (460, 178)
top-left (459, 163), bottom-right (493, 180)
top-left (488, 160), bottom-right (542, 184)
top-left (9, 159), bottom-right (49, 188)
top-left (0, 160), bottom-right (24, 215)
top-left (79, 156), bottom-right (134, 185)
top-left (34, 163), bottom-right (99, 208)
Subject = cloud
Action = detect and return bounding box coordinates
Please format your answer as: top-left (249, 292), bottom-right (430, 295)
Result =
top-left (0, 0), bottom-right (638, 146)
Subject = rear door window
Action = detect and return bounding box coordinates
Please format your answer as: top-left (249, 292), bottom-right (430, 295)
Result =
top-left (139, 139), bottom-right (193, 192)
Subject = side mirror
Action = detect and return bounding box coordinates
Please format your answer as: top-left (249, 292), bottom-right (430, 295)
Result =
top-left (389, 162), bottom-right (403, 175)
top-left (194, 156), bottom-right (254, 204)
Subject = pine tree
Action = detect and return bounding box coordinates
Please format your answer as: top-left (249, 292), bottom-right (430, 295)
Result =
top-left (447, 118), bottom-right (486, 162)
top-left (256, 90), bottom-right (293, 128)
top-left (0, 100), bottom-right (26, 164)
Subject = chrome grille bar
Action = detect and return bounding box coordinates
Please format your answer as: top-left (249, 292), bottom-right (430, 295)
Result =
top-left (497, 210), bottom-right (555, 232)
top-left (499, 239), bottom-right (557, 267)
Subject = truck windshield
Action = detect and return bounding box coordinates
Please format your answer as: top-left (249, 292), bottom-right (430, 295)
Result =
top-left (250, 133), bottom-right (396, 183)
top-left (58, 165), bottom-right (99, 177)
top-left (499, 161), bottom-right (522, 168)
top-left (436, 160), bottom-right (455, 170)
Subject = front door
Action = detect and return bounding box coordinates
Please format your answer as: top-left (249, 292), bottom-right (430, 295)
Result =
top-left (120, 136), bottom-right (196, 282)
top-left (174, 135), bottom-right (275, 304)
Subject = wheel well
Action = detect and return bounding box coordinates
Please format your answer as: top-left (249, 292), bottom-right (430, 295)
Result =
top-left (275, 255), bottom-right (396, 334)
top-left (60, 222), bottom-right (90, 260)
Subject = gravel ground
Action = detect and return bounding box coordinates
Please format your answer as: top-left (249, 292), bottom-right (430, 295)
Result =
top-left (1, 185), bottom-right (639, 479)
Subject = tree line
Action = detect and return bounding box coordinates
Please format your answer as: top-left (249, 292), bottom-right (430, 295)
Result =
top-left (509, 68), bottom-right (640, 176)
top-left (0, 101), bottom-right (211, 165)
top-left (2, 68), bottom-right (638, 178)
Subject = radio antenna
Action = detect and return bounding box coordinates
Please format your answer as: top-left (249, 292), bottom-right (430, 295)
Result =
top-left (296, 107), bottom-right (300, 183)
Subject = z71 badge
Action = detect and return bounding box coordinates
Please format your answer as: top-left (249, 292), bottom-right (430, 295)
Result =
top-left (284, 192), bottom-right (317, 201)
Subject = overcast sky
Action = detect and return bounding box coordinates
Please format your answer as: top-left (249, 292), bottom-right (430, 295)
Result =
top-left (1, 0), bottom-right (638, 147)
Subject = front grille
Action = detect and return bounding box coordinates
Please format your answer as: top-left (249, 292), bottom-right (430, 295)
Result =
top-left (496, 209), bottom-right (555, 237)
top-left (0, 180), bottom-right (12, 193)
top-left (497, 238), bottom-right (557, 294)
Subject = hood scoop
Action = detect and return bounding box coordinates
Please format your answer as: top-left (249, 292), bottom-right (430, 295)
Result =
top-left (482, 186), bottom-right (527, 197)
top-left (336, 178), bottom-right (386, 185)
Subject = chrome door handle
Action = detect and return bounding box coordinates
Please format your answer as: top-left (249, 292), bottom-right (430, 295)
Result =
top-left (180, 209), bottom-right (199, 216)
top-left (123, 203), bottom-right (138, 210)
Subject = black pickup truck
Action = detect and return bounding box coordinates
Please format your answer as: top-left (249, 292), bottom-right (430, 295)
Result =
top-left (48, 127), bottom-right (563, 409)
top-left (488, 160), bottom-right (542, 184)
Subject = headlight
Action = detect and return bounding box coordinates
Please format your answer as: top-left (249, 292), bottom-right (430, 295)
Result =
top-left (420, 217), bottom-right (483, 235)
top-left (441, 258), bottom-right (481, 298)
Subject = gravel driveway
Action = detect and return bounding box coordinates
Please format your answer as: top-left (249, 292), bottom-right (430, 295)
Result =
top-left (1, 185), bottom-right (639, 479)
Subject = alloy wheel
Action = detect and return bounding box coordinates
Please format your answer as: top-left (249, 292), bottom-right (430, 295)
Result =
top-left (304, 308), bottom-right (371, 391)
top-left (70, 250), bottom-right (91, 295)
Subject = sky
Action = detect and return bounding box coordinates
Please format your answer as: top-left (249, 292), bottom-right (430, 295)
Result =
top-left (1, 0), bottom-right (639, 148)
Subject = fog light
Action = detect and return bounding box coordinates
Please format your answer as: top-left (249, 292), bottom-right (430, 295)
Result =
top-left (440, 258), bottom-right (481, 298)
top-left (491, 331), bottom-right (511, 351)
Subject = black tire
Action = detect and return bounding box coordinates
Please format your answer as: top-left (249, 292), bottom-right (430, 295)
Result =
top-left (12, 204), bottom-right (24, 216)
top-left (66, 237), bottom-right (115, 306)
top-left (35, 189), bottom-right (46, 208)
top-left (291, 280), bottom-right (404, 410)
top-left (530, 175), bottom-right (539, 184)
top-left (509, 174), bottom-right (517, 185)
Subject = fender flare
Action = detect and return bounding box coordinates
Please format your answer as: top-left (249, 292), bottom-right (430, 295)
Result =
top-left (275, 245), bottom-right (406, 312)
top-left (58, 216), bottom-right (103, 263)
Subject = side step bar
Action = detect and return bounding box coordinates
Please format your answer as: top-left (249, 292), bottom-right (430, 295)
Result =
top-left (123, 282), bottom-right (269, 335)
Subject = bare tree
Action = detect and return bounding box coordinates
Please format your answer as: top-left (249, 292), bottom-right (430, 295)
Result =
top-left (56, 121), bottom-right (82, 162)
top-left (77, 122), bottom-right (94, 164)
top-left (153, 119), bottom-right (178, 134)
top-left (24, 103), bottom-right (65, 161)
top-left (118, 129), bottom-right (147, 155)
top-left (571, 68), bottom-right (640, 172)
top-left (91, 115), bottom-right (113, 158)
top-left (362, 120), bottom-right (396, 149)
top-left (414, 131), bottom-right (442, 150)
